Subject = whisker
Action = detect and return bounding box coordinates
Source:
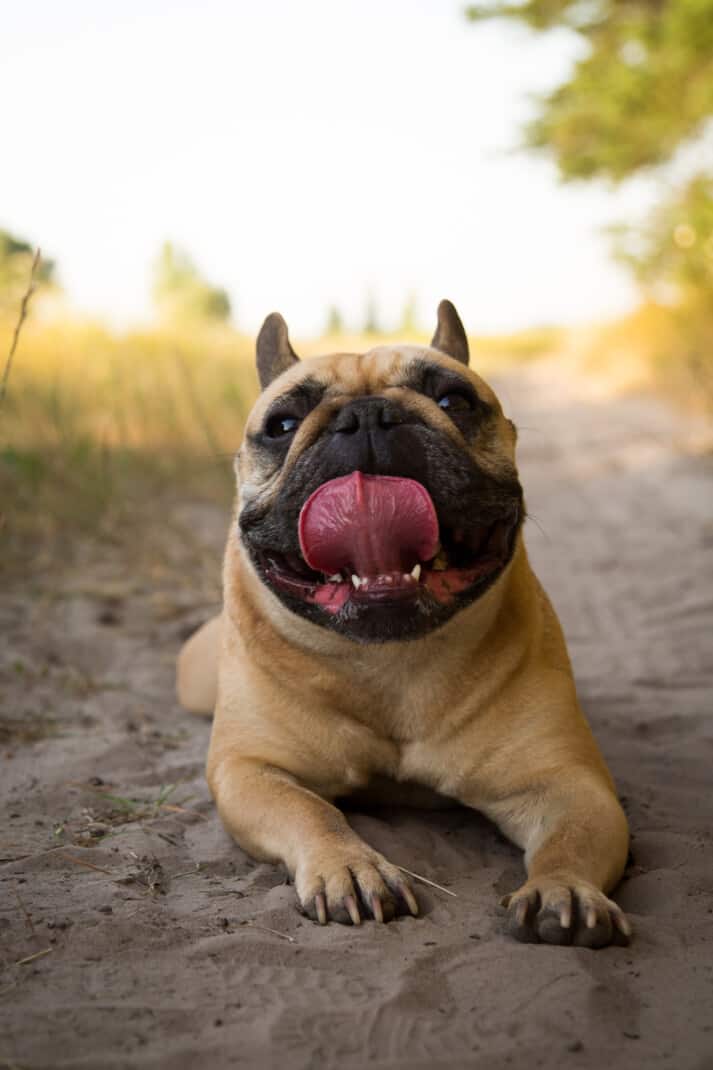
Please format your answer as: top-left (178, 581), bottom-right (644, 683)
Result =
top-left (526, 513), bottom-right (549, 540)
top-left (513, 425), bottom-right (545, 436)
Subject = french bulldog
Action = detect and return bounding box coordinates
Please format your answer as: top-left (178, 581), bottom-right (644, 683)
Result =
top-left (177, 300), bottom-right (630, 946)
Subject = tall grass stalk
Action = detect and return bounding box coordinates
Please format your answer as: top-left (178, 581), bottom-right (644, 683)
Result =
top-left (0, 247), bottom-right (41, 405)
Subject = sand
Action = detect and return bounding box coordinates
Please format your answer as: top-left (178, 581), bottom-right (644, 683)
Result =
top-left (2, 361), bottom-right (712, 1070)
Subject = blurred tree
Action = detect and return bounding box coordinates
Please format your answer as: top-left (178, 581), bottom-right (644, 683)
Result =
top-left (611, 174), bottom-right (713, 301)
top-left (400, 292), bottom-right (420, 334)
top-left (466, 0), bottom-right (713, 302)
top-left (0, 229), bottom-right (55, 315)
top-left (466, 0), bottom-right (713, 181)
top-left (153, 242), bottom-right (231, 325)
top-left (363, 293), bottom-right (381, 334)
top-left (325, 304), bottom-right (344, 335)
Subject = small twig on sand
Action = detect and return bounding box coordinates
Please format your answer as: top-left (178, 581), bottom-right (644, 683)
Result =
top-left (0, 247), bottom-right (41, 406)
top-left (62, 853), bottom-right (114, 876)
top-left (241, 922), bottom-right (296, 943)
top-left (160, 803), bottom-right (208, 820)
top-left (14, 889), bottom-right (36, 938)
top-left (395, 865), bottom-right (458, 898)
top-left (14, 947), bottom-right (53, 967)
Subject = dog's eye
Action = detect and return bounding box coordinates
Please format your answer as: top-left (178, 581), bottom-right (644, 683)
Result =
top-left (437, 392), bottom-right (473, 414)
top-left (265, 414), bottom-right (301, 438)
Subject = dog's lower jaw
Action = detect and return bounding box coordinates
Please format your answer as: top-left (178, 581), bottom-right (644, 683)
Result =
top-left (230, 530), bottom-right (517, 664)
top-left (240, 513), bottom-right (522, 645)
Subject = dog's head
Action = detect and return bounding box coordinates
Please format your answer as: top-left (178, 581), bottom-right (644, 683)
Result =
top-left (237, 300), bottom-right (523, 642)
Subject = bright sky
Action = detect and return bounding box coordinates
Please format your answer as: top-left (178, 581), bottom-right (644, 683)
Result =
top-left (2, 0), bottom-right (653, 335)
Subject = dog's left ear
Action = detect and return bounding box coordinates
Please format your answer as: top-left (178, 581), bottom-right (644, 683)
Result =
top-left (430, 299), bottom-right (469, 366)
top-left (256, 312), bottom-right (300, 389)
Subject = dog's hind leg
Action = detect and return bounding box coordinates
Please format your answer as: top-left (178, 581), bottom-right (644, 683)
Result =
top-left (176, 613), bottom-right (222, 715)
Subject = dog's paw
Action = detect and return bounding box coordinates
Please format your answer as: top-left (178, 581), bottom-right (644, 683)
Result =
top-left (295, 844), bottom-right (419, 926)
top-left (501, 873), bottom-right (631, 949)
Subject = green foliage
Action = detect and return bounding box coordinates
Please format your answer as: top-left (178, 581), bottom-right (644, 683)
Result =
top-left (466, 1), bottom-right (713, 306)
top-left (611, 174), bottom-right (713, 300)
top-left (466, 1), bottom-right (713, 181)
top-left (0, 228), bottom-right (55, 314)
top-left (153, 241), bottom-right (231, 324)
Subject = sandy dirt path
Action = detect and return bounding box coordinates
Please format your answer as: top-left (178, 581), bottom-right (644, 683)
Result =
top-left (1, 362), bottom-right (712, 1069)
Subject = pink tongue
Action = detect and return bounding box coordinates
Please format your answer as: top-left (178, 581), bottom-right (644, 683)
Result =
top-left (299, 472), bottom-right (439, 576)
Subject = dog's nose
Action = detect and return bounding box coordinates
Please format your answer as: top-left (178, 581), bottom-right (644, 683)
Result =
top-left (333, 397), bottom-right (405, 435)
top-left (328, 396), bottom-right (424, 477)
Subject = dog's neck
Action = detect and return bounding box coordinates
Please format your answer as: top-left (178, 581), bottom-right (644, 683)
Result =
top-left (225, 535), bottom-right (539, 739)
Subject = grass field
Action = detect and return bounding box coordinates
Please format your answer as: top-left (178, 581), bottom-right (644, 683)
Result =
top-left (0, 318), bottom-right (260, 578)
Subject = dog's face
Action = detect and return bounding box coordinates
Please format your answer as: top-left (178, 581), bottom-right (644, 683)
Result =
top-left (236, 301), bottom-right (523, 642)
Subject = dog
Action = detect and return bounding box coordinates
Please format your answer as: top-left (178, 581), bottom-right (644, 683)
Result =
top-left (177, 300), bottom-right (631, 947)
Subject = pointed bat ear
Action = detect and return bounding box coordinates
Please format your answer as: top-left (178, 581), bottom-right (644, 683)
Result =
top-left (256, 312), bottom-right (299, 389)
top-left (430, 299), bottom-right (469, 366)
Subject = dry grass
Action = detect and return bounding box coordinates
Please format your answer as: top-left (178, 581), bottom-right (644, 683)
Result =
top-left (314, 325), bottom-right (564, 369)
top-left (466, 325), bottom-right (566, 368)
top-left (0, 247), bottom-right (41, 405)
top-left (580, 300), bottom-right (713, 413)
top-left (0, 316), bottom-right (257, 577)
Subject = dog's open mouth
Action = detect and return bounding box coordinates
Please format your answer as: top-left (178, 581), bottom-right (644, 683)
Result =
top-left (258, 472), bottom-right (518, 617)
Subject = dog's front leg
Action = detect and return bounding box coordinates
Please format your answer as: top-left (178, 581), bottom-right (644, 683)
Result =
top-left (208, 756), bottom-right (418, 925)
top-left (482, 768), bottom-right (631, 948)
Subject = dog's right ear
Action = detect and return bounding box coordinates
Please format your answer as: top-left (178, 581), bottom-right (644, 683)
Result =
top-left (256, 312), bottom-right (300, 389)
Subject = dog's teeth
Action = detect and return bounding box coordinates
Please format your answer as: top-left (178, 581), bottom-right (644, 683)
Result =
top-left (411, 564), bottom-right (421, 581)
top-left (327, 573), bottom-right (342, 582)
top-left (351, 574), bottom-right (361, 589)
